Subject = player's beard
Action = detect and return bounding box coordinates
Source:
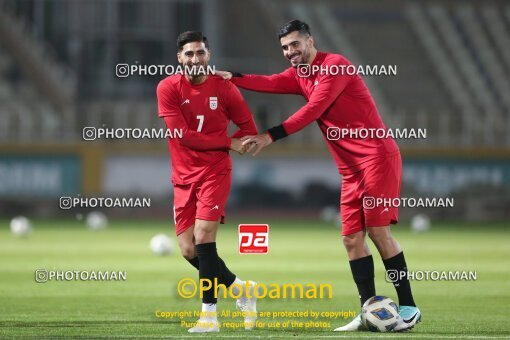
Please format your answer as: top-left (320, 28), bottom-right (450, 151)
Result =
top-left (290, 47), bottom-right (311, 67)
top-left (184, 62), bottom-right (208, 84)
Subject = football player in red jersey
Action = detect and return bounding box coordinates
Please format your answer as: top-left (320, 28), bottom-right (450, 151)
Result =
top-left (218, 20), bottom-right (421, 332)
top-left (157, 31), bottom-right (259, 333)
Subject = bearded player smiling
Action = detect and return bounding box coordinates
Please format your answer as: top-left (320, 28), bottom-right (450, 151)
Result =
top-left (219, 20), bottom-right (421, 332)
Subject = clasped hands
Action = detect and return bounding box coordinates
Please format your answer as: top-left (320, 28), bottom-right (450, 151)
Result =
top-left (230, 133), bottom-right (273, 156)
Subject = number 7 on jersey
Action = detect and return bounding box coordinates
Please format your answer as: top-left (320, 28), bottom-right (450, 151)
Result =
top-left (196, 115), bottom-right (204, 132)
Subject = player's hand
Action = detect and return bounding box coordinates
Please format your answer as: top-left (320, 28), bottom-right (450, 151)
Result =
top-left (215, 70), bottom-right (232, 80)
top-left (230, 138), bottom-right (247, 155)
top-left (241, 133), bottom-right (273, 156)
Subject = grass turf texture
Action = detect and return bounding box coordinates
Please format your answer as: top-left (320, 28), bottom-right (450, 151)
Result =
top-left (1, 219), bottom-right (509, 338)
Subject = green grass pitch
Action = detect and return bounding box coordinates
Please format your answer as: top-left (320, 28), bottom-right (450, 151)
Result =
top-left (1, 218), bottom-right (509, 338)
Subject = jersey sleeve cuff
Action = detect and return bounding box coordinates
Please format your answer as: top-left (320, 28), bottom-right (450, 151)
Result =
top-left (228, 71), bottom-right (243, 78)
top-left (225, 136), bottom-right (232, 150)
top-left (267, 124), bottom-right (288, 141)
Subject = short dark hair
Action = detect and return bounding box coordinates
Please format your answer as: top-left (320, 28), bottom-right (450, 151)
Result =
top-left (277, 20), bottom-right (311, 40)
top-left (177, 31), bottom-right (209, 51)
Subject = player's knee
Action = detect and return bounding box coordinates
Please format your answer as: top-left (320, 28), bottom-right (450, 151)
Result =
top-left (342, 234), bottom-right (362, 251)
top-left (178, 240), bottom-right (195, 259)
top-left (179, 244), bottom-right (196, 259)
top-left (193, 226), bottom-right (215, 244)
top-left (367, 227), bottom-right (391, 242)
top-left (193, 218), bottom-right (219, 244)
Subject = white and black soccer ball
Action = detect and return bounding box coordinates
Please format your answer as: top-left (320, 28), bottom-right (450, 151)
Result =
top-left (150, 234), bottom-right (174, 256)
top-left (361, 295), bottom-right (399, 332)
top-left (10, 216), bottom-right (32, 237)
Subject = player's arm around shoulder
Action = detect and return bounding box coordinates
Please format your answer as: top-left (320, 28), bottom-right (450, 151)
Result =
top-left (218, 68), bottom-right (302, 95)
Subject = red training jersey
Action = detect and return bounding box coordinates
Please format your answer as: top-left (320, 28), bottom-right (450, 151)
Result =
top-left (231, 51), bottom-right (399, 174)
top-left (157, 74), bottom-right (258, 184)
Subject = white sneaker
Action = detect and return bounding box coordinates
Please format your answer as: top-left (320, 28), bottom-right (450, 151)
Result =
top-left (393, 306), bottom-right (421, 332)
top-left (333, 314), bottom-right (364, 332)
top-left (188, 318), bottom-right (220, 333)
top-left (236, 280), bottom-right (258, 330)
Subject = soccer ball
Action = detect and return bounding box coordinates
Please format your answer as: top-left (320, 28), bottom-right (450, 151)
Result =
top-left (86, 211), bottom-right (108, 230)
top-left (410, 214), bottom-right (430, 233)
top-left (361, 296), bottom-right (399, 332)
top-left (150, 234), bottom-right (174, 255)
top-left (10, 216), bottom-right (32, 237)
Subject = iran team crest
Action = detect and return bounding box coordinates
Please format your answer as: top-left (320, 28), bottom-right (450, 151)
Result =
top-left (209, 97), bottom-right (218, 110)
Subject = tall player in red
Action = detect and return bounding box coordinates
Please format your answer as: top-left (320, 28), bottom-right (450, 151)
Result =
top-left (220, 20), bottom-right (421, 332)
top-left (157, 31), bottom-right (259, 333)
